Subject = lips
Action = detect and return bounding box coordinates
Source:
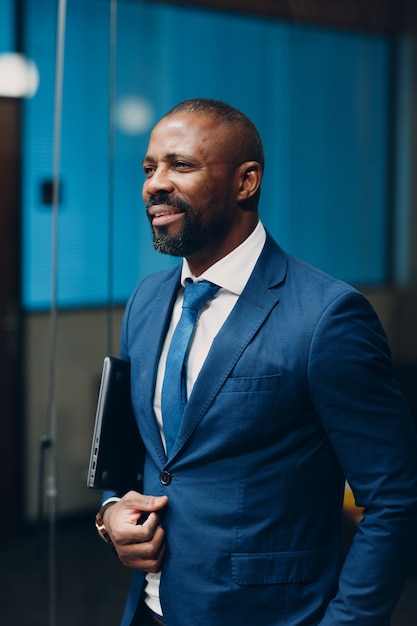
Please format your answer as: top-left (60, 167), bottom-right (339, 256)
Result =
top-left (151, 206), bottom-right (182, 218)
top-left (148, 204), bottom-right (185, 227)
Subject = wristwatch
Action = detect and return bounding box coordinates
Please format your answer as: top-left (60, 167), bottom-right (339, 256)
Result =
top-left (95, 502), bottom-right (116, 546)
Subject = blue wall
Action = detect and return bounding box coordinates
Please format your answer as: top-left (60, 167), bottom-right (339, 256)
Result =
top-left (21, 0), bottom-right (392, 309)
top-left (0, 0), bottom-right (15, 51)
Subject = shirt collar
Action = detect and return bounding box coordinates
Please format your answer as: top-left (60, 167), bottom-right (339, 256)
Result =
top-left (180, 221), bottom-right (266, 296)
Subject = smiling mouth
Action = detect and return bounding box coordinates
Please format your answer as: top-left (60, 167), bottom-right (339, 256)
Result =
top-left (149, 205), bottom-right (185, 227)
top-left (152, 207), bottom-right (183, 217)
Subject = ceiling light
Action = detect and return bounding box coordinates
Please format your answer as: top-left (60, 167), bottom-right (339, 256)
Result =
top-left (0, 53), bottom-right (39, 98)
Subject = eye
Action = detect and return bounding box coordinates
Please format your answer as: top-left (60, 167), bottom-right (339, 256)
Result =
top-left (174, 161), bottom-right (193, 170)
top-left (143, 164), bottom-right (155, 177)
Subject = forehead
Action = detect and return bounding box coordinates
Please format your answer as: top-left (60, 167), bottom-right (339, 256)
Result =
top-left (146, 112), bottom-right (229, 160)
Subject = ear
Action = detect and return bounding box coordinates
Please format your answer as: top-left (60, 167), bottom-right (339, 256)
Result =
top-left (236, 161), bottom-right (262, 202)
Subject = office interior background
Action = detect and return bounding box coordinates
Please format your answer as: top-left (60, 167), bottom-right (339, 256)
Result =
top-left (1, 0), bottom-right (417, 624)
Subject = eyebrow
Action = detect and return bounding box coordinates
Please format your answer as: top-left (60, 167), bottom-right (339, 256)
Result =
top-left (142, 153), bottom-right (240, 169)
top-left (142, 152), bottom-right (198, 165)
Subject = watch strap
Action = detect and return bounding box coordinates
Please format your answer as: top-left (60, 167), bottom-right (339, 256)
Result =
top-left (95, 502), bottom-right (116, 546)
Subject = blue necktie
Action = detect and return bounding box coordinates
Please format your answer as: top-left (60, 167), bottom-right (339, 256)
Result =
top-left (162, 279), bottom-right (220, 455)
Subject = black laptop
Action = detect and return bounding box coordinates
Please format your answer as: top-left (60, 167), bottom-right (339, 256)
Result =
top-left (87, 357), bottom-right (145, 492)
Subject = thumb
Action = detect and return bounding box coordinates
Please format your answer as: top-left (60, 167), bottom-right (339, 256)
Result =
top-left (123, 491), bottom-right (168, 512)
top-left (140, 494), bottom-right (169, 512)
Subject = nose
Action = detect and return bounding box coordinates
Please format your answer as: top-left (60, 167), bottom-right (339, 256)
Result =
top-left (143, 164), bottom-right (174, 197)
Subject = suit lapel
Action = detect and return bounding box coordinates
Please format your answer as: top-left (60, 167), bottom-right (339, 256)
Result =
top-left (137, 267), bottom-right (181, 461)
top-left (170, 235), bottom-right (287, 459)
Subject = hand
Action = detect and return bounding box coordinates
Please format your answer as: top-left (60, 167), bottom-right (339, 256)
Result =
top-left (103, 490), bottom-right (168, 573)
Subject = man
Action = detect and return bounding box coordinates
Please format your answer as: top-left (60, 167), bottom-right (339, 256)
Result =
top-left (96, 99), bottom-right (417, 625)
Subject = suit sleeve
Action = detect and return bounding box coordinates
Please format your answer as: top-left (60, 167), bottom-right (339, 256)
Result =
top-left (99, 288), bottom-right (138, 506)
top-left (119, 283), bottom-right (139, 361)
top-left (309, 290), bottom-right (417, 625)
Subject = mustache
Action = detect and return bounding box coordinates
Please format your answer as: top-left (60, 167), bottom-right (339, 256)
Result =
top-left (146, 193), bottom-right (190, 212)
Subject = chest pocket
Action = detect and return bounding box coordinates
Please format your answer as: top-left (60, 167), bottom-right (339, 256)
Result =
top-left (220, 374), bottom-right (281, 394)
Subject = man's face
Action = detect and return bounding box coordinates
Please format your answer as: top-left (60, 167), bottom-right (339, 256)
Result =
top-left (142, 112), bottom-right (244, 272)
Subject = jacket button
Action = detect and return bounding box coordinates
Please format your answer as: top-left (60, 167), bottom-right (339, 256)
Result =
top-left (160, 470), bottom-right (172, 486)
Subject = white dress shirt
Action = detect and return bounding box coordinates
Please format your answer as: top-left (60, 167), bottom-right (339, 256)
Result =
top-left (145, 220), bottom-right (266, 614)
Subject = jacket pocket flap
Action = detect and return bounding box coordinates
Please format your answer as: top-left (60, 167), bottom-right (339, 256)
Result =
top-left (222, 374), bottom-right (281, 393)
top-left (231, 550), bottom-right (320, 585)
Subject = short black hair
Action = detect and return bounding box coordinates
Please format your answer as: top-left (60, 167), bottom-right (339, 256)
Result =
top-left (165, 98), bottom-right (265, 173)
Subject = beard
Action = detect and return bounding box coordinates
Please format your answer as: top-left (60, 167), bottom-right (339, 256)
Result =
top-left (146, 193), bottom-right (233, 258)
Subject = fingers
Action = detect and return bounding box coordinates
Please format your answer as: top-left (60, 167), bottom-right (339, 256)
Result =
top-left (104, 491), bottom-right (168, 526)
top-left (116, 523), bottom-right (167, 573)
top-left (112, 508), bottom-right (161, 544)
top-left (124, 490), bottom-right (169, 514)
top-left (103, 491), bottom-right (169, 573)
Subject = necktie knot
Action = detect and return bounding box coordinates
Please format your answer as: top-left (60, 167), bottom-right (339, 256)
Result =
top-left (182, 279), bottom-right (220, 314)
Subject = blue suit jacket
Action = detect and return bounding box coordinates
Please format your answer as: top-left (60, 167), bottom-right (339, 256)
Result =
top-left (114, 232), bottom-right (417, 626)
